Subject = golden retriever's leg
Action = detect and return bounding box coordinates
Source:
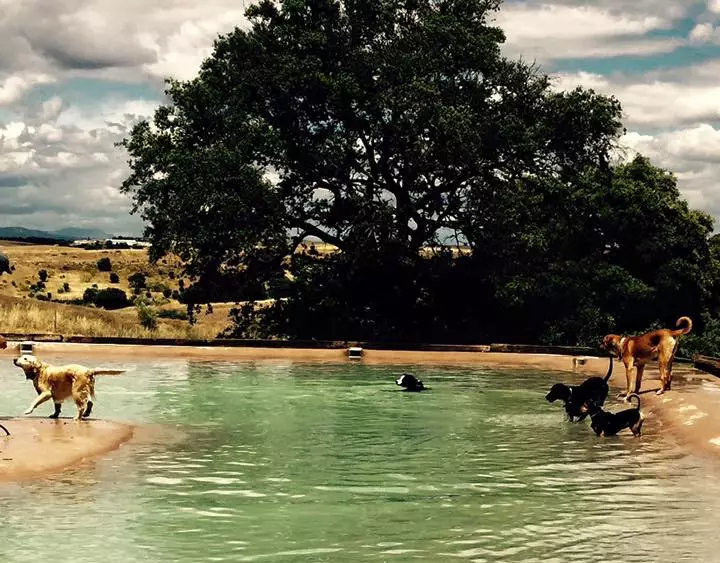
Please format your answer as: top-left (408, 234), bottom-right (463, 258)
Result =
top-left (49, 403), bottom-right (62, 419)
top-left (25, 391), bottom-right (52, 415)
top-left (634, 364), bottom-right (646, 395)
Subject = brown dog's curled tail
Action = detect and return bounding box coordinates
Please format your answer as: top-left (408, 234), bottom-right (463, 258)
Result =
top-left (603, 356), bottom-right (613, 382)
top-left (89, 369), bottom-right (126, 376)
top-left (672, 316), bottom-right (693, 336)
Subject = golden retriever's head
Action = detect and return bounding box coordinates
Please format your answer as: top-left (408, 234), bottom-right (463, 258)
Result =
top-left (13, 354), bottom-right (43, 380)
top-left (601, 334), bottom-right (623, 358)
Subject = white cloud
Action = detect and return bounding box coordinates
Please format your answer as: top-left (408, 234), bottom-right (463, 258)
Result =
top-left (553, 70), bottom-right (720, 128)
top-left (0, 74), bottom-right (55, 105)
top-left (689, 22), bottom-right (720, 44)
top-left (0, 96), bottom-right (156, 234)
top-left (620, 124), bottom-right (720, 218)
top-left (496, 3), bottom-right (684, 61)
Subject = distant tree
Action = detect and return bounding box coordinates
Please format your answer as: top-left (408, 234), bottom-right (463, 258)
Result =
top-left (0, 252), bottom-right (10, 275)
top-left (93, 288), bottom-right (130, 310)
top-left (97, 257), bottom-right (112, 272)
top-left (128, 272), bottom-right (147, 294)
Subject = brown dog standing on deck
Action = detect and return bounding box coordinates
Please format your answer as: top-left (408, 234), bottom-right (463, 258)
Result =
top-left (602, 316), bottom-right (692, 399)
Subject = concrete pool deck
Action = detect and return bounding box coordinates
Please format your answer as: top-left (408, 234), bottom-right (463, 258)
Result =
top-left (0, 341), bottom-right (719, 480)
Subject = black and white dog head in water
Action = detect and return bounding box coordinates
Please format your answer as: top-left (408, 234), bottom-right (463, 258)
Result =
top-left (396, 373), bottom-right (426, 392)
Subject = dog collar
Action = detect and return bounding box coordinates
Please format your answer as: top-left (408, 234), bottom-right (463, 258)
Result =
top-left (617, 337), bottom-right (627, 358)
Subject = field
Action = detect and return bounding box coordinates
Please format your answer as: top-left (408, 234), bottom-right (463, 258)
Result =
top-left (0, 242), bottom-right (233, 339)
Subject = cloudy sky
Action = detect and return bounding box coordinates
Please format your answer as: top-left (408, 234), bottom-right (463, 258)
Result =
top-left (1, 0), bottom-right (719, 235)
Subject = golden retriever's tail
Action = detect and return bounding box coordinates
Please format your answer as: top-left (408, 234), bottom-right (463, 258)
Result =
top-left (671, 316), bottom-right (693, 336)
top-left (89, 369), bottom-right (126, 376)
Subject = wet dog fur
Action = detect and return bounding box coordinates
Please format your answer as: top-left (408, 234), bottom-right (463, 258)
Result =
top-left (546, 356), bottom-right (613, 422)
top-left (396, 373), bottom-right (426, 392)
top-left (583, 393), bottom-right (644, 437)
top-left (602, 316), bottom-right (692, 398)
top-left (13, 354), bottom-right (125, 420)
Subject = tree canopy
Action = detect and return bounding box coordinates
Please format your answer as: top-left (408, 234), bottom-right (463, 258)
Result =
top-left (120, 0), bottom-right (719, 345)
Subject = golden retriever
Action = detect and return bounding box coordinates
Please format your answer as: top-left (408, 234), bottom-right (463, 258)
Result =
top-left (602, 316), bottom-right (692, 399)
top-left (13, 354), bottom-right (125, 420)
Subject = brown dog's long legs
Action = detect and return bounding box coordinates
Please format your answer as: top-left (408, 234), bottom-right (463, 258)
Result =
top-left (634, 364), bottom-right (645, 395)
top-left (621, 358), bottom-right (635, 399)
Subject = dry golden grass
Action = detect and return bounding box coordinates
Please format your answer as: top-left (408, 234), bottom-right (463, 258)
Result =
top-left (0, 243), bottom-right (231, 339)
top-left (0, 294), bottom-right (223, 339)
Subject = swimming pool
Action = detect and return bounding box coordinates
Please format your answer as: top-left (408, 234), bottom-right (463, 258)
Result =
top-left (0, 359), bottom-right (717, 562)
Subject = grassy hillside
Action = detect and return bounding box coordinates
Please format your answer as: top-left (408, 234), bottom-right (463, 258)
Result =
top-left (0, 242), bottom-right (232, 339)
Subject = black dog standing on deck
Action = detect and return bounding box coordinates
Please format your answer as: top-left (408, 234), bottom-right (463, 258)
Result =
top-left (396, 373), bottom-right (426, 392)
top-left (583, 393), bottom-right (644, 437)
top-left (545, 357), bottom-right (613, 421)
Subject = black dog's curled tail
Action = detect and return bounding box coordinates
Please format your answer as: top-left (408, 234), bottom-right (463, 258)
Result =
top-left (603, 356), bottom-right (614, 382)
top-left (627, 393), bottom-right (641, 409)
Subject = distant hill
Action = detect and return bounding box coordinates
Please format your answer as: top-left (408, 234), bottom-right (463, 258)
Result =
top-left (0, 226), bottom-right (112, 241)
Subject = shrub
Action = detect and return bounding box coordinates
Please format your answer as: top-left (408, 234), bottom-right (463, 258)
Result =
top-left (96, 257), bottom-right (112, 272)
top-left (63, 282), bottom-right (70, 292)
top-left (109, 272), bottom-right (120, 284)
top-left (86, 288), bottom-right (130, 310)
top-left (38, 269), bottom-right (48, 282)
top-left (128, 272), bottom-right (147, 293)
top-left (163, 288), bottom-right (172, 298)
top-left (157, 309), bottom-right (188, 321)
top-left (136, 300), bottom-right (158, 330)
top-left (83, 287), bottom-right (99, 304)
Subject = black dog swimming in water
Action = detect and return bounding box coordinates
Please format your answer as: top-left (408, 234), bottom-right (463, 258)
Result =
top-left (583, 393), bottom-right (644, 437)
top-left (545, 356), bottom-right (613, 421)
top-left (396, 373), bottom-right (426, 392)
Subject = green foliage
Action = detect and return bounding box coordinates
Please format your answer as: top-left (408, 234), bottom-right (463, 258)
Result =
top-left (96, 257), bottom-right (112, 272)
top-left (128, 272), bottom-right (147, 293)
top-left (136, 298), bottom-right (158, 331)
top-left (157, 309), bottom-right (189, 321)
top-left (84, 287), bottom-right (130, 310)
top-left (119, 0), bottom-right (720, 348)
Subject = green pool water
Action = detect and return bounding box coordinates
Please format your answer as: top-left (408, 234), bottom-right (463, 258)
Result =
top-left (0, 358), bottom-right (718, 562)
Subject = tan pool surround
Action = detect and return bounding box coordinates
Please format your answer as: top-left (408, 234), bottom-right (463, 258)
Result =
top-left (0, 341), bottom-right (718, 481)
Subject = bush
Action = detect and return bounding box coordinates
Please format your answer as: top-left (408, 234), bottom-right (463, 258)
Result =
top-left (136, 300), bottom-right (158, 330)
top-left (109, 272), bottom-right (120, 284)
top-left (157, 309), bottom-right (189, 321)
top-left (96, 257), bottom-right (112, 272)
top-left (83, 287), bottom-right (99, 304)
top-left (128, 272), bottom-right (147, 293)
top-left (38, 269), bottom-right (48, 282)
top-left (163, 288), bottom-right (172, 299)
top-left (85, 287), bottom-right (130, 310)
top-left (62, 282), bottom-right (70, 292)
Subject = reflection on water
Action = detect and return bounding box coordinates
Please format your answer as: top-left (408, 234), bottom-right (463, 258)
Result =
top-left (0, 360), bottom-right (718, 562)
